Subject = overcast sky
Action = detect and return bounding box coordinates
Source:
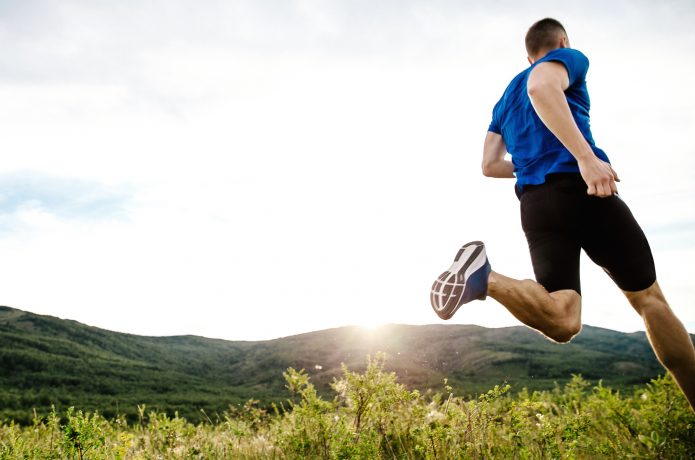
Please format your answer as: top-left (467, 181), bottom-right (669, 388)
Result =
top-left (1, 0), bottom-right (694, 341)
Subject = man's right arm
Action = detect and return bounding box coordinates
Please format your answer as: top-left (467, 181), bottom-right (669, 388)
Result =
top-left (482, 131), bottom-right (515, 178)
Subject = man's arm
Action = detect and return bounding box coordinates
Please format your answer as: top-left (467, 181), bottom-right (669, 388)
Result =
top-left (527, 61), bottom-right (619, 197)
top-left (482, 131), bottom-right (515, 178)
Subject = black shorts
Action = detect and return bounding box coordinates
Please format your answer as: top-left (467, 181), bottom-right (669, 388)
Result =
top-left (519, 173), bottom-right (656, 294)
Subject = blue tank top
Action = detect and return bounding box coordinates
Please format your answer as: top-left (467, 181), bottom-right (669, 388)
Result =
top-left (488, 48), bottom-right (610, 189)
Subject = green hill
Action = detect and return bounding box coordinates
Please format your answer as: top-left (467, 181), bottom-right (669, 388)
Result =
top-left (0, 305), bottom-right (679, 424)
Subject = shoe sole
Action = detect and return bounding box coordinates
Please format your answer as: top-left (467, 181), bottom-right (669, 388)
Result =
top-left (430, 241), bottom-right (486, 320)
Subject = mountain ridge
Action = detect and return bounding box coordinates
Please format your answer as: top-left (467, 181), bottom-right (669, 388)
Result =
top-left (1, 305), bottom-right (683, 424)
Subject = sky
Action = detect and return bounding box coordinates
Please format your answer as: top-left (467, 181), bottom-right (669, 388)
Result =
top-left (1, 0), bottom-right (694, 341)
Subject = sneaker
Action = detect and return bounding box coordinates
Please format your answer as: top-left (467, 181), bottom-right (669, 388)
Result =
top-left (430, 241), bottom-right (491, 320)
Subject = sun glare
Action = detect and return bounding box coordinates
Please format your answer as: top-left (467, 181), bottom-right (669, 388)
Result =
top-left (359, 320), bottom-right (386, 331)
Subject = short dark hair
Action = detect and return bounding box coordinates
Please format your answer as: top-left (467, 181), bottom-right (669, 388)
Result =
top-left (525, 18), bottom-right (567, 56)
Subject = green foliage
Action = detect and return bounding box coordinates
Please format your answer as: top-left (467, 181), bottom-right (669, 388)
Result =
top-left (1, 355), bottom-right (693, 459)
top-left (2, 306), bottom-right (694, 457)
top-left (3, 306), bottom-right (684, 426)
top-left (61, 407), bottom-right (106, 460)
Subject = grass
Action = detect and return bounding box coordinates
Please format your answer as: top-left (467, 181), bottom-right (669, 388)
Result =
top-left (1, 353), bottom-right (693, 459)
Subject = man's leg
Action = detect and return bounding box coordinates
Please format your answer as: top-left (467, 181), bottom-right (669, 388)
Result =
top-left (503, 174), bottom-right (584, 343)
top-left (622, 281), bottom-right (695, 410)
top-left (487, 270), bottom-right (582, 343)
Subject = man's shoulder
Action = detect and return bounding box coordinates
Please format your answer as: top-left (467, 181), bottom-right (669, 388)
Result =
top-left (548, 47), bottom-right (587, 57)
top-left (505, 67), bottom-right (533, 93)
top-left (539, 48), bottom-right (590, 83)
top-left (542, 48), bottom-right (589, 65)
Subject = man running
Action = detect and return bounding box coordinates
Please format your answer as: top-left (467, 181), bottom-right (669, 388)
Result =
top-left (430, 18), bottom-right (695, 410)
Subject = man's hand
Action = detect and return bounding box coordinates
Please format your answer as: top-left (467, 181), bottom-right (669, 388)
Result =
top-left (577, 155), bottom-right (620, 197)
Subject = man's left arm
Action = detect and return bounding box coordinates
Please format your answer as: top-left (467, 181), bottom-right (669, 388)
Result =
top-left (527, 61), bottom-right (619, 196)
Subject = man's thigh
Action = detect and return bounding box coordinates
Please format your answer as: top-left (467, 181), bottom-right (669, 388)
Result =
top-left (580, 194), bottom-right (656, 292)
top-left (520, 174), bottom-right (583, 294)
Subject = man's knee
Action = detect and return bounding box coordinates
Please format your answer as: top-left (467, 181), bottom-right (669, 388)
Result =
top-left (545, 289), bottom-right (582, 343)
top-left (547, 321), bottom-right (582, 343)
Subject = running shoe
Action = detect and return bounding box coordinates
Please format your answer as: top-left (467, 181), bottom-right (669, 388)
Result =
top-left (430, 241), bottom-right (491, 320)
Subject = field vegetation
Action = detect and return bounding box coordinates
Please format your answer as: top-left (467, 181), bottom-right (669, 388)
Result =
top-left (1, 306), bottom-right (672, 426)
top-left (1, 353), bottom-right (693, 459)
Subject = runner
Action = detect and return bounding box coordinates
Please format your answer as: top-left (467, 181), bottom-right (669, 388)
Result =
top-left (430, 18), bottom-right (695, 410)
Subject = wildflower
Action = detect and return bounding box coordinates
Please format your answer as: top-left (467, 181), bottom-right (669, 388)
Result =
top-left (426, 409), bottom-right (445, 422)
top-left (333, 380), bottom-right (347, 398)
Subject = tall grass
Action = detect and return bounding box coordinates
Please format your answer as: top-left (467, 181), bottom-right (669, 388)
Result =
top-left (1, 353), bottom-right (693, 459)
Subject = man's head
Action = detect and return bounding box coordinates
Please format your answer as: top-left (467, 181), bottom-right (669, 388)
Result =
top-left (525, 18), bottom-right (569, 63)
